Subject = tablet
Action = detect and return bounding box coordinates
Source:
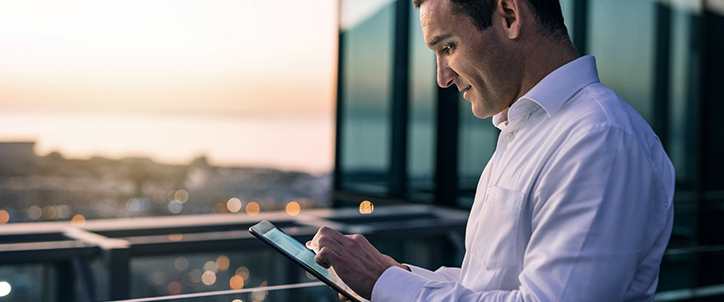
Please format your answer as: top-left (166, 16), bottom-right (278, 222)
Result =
top-left (249, 220), bottom-right (367, 302)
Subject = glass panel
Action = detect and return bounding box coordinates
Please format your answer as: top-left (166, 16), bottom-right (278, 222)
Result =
top-left (110, 282), bottom-right (337, 302)
top-left (668, 3), bottom-right (699, 186)
top-left (408, 1), bottom-right (436, 203)
top-left (559, 0), bottom-right (575, 43)
top-left (667, 2), bottom-right (700, 239)
top-left (130, 251), bottom-right (316, 299)
top-left (339, 0), bottom-right (396, 194)
top-left (588, 0), bottom-right (656, 122)
top-left (0, 264), bottom-right (56, 302)
top-left (457, 96), bottom-right (498, 208)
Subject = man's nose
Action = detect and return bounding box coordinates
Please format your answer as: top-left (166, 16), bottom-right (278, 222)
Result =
top-left (437, 57), bottom-right (456, 88)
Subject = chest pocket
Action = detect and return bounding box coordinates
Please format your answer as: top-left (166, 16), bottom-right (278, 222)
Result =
top-left (473, 186), bottom-right (525, 270)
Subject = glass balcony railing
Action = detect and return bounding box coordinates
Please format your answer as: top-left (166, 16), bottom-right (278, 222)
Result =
top-left (0, 205), bottom-right (468, 302)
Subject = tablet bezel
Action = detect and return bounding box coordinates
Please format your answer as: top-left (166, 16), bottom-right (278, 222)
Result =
top-left (249, 220), bottom-right (362, 302)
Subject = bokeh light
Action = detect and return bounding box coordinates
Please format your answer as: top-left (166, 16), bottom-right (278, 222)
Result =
top-left (168, 233), bottom-right (183, 241)
top-left (153, 190), bottom-right (167, 204)
top-left (229, 275), bottom-right (244, 289)
top-left (167, 281), bottom-right (182, 295)
top-left (227, 198), bottom-right (242, 213)
top-left (189, 269), bottom-right (202, 283)
top-left (245, 202), bottom-right (260, 216)
top-left (202, 271), bottom-right (217, 285)
top-left (285, 201), bottom-right (301, 216)
top-left (203, 261), bottom-right (218, 273)
top-left (43, 205), bottom-right (58, 219)
top-left (126, 198), bottom-right (151, 212)
top-left (175, 257), bottom-right (189, 271)
top-left (252, 281), bottom-right (268, 301)
top-left (216, 255), bottom-right (230, 271)
top-left (27, 205), bottom-right (42, 220)
top-left (0, 210), bottom-right (9, 224)
top-left (359, 200), bottom-right (374, 214)
top-left (0, 281), bottom-right (10, 297)
top-left (71, 214), bottom-right (86, 227)
top-left (168, 200), bottom-right (183, 214)
top-left (174, 189), bottom-right (189, 204)
top-left (151, 271), bottom-right (167, 286)
top-left (235, 266), bottom-right (250, 280)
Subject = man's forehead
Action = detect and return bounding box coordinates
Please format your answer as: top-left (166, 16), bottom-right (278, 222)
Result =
top-left (419, 0), bottom-right (451, 44)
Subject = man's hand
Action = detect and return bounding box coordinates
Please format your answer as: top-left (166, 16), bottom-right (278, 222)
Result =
top-left (307, 226), bottom-right (409, 300)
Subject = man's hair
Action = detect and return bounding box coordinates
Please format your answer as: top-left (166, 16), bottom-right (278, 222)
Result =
top-left (413, 0), bottom-right (568, 38)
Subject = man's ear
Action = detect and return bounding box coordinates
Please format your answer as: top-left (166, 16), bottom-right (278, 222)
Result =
top-left (497, 0), bottom-right (522, 39)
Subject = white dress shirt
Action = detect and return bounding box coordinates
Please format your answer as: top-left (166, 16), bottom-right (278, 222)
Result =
top-left (371, 56), bottom-right (675, 301)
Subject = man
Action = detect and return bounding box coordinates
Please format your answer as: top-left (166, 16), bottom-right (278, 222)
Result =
top-left (310, 0), bottom-right (675, 301)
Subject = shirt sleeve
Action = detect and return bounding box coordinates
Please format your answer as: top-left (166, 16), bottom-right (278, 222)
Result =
top-left (370, 125), bottom-right (674, 302)
top-left (407, 265), bottom-right (461, 282)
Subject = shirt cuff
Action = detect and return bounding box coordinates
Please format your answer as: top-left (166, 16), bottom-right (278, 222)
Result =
top-left (371, 266), bottom-right (428, 302)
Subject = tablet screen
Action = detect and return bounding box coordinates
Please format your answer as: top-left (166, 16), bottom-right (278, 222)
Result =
top-left (249, 220), bottom-right (367, 302)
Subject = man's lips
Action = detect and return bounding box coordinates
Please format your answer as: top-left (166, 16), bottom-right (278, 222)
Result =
top-left (461, 86), bottom-right (471, 98)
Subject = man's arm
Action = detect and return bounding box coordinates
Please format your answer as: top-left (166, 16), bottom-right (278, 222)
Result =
top-left (317, 125), bottom-right (673, 302)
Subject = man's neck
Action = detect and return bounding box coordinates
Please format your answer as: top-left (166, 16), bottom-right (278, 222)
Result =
top-left (519, 36), bottom-right (580, 98)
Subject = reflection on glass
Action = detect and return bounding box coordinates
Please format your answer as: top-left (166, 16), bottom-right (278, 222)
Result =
top-left (264, 228), bottom-right (331, 280)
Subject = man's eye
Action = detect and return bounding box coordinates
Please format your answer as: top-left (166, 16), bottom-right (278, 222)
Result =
top-left (442, 44), bottom-right (454, 54)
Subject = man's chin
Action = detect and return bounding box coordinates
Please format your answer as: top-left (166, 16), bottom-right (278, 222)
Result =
top-left (470, 104), bottom-right (491, 119)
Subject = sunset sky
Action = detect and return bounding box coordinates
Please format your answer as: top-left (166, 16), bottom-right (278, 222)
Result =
top-left (0, 0), bottom-right (349, 172)
top-left (0, 0), bottom-right (338, 116)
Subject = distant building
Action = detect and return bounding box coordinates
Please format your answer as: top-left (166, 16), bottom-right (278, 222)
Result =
top-left (0, 141), bottom-right (37, 175)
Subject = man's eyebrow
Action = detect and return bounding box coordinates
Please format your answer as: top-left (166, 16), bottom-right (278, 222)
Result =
top-left (428, 34), bottom-right (451, 47)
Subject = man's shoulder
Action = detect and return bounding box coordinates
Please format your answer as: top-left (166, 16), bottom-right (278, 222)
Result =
top-left (554, 82), bottom-right (654, 140)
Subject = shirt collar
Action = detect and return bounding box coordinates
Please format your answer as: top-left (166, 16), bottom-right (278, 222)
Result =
top-left (493, 55), bottom-right (601, 130)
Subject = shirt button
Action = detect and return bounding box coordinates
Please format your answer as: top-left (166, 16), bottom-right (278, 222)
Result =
top-left (506, 133), bottom-right (515, 141)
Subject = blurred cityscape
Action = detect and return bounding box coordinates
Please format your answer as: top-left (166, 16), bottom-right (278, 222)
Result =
top-left (0, 141), bottom-right (332, 225)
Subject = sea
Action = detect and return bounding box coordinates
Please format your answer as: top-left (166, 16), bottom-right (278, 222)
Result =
top-left (0, 110), bottom-right (334, 174)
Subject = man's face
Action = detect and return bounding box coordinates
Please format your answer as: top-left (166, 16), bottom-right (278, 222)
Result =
top-left (420, 0), bottom-right (522, 119)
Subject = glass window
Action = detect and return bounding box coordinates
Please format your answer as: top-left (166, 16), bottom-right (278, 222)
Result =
top-left (457, 96), bottom-right (497, 208)
top-left (408, 1), bottom-right (436, 203)
top-left (588, 0), bottom-right (656, 122)
top-left (338, 0), bottom-right (396, 195)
